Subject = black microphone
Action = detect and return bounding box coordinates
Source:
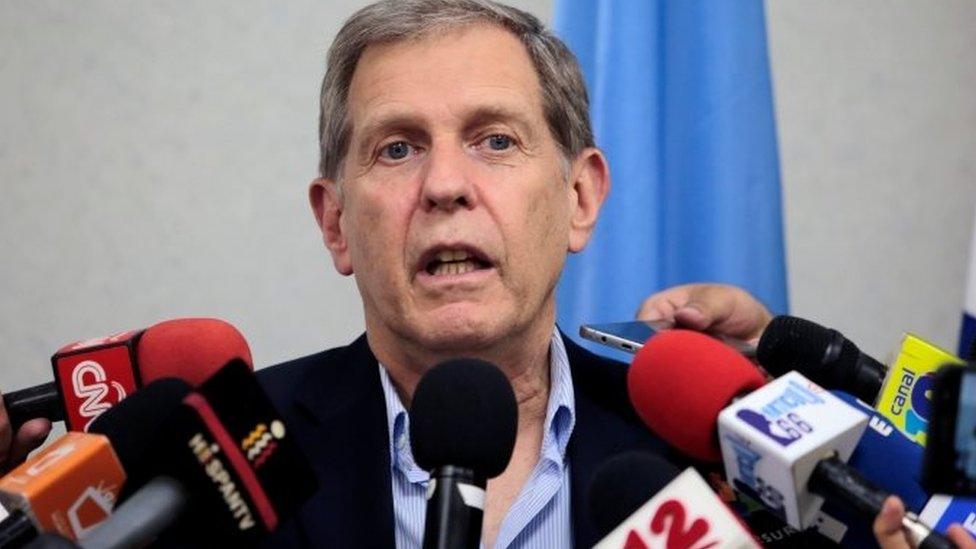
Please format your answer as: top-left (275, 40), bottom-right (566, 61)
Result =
top-left (587, 452), bottom-right (760, 547)
top-left (88, 359), bottom-right (316, 547)
top-left (587, 452), bottom-right (680, 539)
top-left (0, 379), bottom-right (192, 548)
top-left (410, 359), bottom-right (518, 549)
top-left (757, 315), bottom-right (886, 404)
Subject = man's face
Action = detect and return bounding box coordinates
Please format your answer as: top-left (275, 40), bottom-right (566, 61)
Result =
top-left (313, 24), bottom-right (600, 354)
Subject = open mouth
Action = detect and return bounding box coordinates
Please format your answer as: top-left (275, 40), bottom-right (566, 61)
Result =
top-left (421, 248), bottom-right (493, 277)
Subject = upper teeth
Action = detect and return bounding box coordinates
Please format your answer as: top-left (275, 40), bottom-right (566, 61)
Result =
top-left (435, 249), bottom-right (471, 262)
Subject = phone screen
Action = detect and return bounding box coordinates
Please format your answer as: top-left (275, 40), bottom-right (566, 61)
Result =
top-left (923, 364), bottom-right (976, 495)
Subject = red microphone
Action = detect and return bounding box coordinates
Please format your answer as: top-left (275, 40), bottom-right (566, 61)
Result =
top-left (626, 329), bottom-right (765, 462)
top-left (4, 318), bottom-right (253, 431)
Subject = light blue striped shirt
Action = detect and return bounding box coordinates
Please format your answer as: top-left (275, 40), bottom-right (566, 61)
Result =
top-left (378, 327), bottom-right (576, 549)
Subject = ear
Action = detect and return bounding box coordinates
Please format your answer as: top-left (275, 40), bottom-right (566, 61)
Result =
top-left (566, 148), bottom-right (610, 253)
top-left (309, 178), bottom-right (354, 275)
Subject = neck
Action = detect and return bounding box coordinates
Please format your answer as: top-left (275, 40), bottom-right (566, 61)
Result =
top-left (367, 312), bottom-right (555, 427)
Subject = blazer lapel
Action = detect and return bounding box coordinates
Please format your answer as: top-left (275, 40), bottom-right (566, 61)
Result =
top-left (289, 335), bottom-right (396, 548)
top-left (564, 334), bottom-right (677, 548)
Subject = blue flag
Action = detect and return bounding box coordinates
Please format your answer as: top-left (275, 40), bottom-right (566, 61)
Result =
top-left (553, 1), bottom-right (789, 352)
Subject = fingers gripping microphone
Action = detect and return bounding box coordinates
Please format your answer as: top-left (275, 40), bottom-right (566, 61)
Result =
top-left (410, 359), bottom-right (518, 549)
top-left (4, 318), bottom-right (252, 431)
top-left (757, 315), bottom-right (885, 404)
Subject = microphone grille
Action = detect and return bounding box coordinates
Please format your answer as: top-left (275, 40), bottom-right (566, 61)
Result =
top-left (757, 315), bottom-right (859, 388)
top-left (587, 452), bottom-right (680, 539)
top-left (409, 358), bottom-right (517, 479)
top-left (137, 318), bottom-right (253, 386)
top-left (89, 377), bottom-right (192, 472)
top-left (628, 330), bottom-right (765, 462)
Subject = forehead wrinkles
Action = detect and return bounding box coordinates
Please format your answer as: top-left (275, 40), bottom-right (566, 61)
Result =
top-left (344, 24), bottom-right (548, 148)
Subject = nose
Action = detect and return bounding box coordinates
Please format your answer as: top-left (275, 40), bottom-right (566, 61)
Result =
top-left (420, 143), bottom-right (476, 212)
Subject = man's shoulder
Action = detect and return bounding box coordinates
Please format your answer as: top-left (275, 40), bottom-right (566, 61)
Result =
top-left (256, 333), bottom-right (374, 411)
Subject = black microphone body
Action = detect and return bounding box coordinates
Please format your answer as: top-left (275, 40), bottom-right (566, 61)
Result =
top-left (423, 466), bottom-right (484, 549)
top-left (810, 455), bottom-right (954, 549)
top-left (4, 383), bottom-right (62, 429)
top-left (757, 315), bottom-right (885, 403)
top-left (409, 359), bottom-right (518, 549)
top-left (0, 511), bottom-right (39, 549)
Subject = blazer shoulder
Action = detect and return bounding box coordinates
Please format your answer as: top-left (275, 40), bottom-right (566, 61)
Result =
top-left (256, 333), bottom-right (373, 413)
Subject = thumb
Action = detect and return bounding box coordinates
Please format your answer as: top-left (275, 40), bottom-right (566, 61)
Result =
top-left (672, 285), bottom-right (737, 332)
top-left (873, 496), bottom-right (912, 549)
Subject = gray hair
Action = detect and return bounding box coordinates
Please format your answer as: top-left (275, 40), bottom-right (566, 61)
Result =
top-left (318, 0), bottom-right (594, 180)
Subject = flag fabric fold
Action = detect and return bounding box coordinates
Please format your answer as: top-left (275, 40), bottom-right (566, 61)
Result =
top-left (552, 0), bottom-right (789, 351)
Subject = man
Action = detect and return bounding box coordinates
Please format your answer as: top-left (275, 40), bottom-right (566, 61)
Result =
top-left (1, 1), bottom-right (958, 548)
top-left (252, 2), bottom-right (770, 546)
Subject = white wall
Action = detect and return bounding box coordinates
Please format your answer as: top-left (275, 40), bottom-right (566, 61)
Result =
top-left (0, 1), bottom-right (973, 398)
top-left (767, 1), bottom-right (976, 358)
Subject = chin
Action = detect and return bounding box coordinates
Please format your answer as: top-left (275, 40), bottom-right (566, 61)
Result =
top-left (414, 311), bottom-right (507, 353)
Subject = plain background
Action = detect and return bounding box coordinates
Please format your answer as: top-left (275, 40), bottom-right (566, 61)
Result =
top-left (2, 1), bottom-right (974, 396)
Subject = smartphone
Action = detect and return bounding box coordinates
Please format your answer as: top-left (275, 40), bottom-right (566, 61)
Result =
top-left (579, 320), bottom-right (756, 358)
top-left (922, 363), bottom-right (976, 495)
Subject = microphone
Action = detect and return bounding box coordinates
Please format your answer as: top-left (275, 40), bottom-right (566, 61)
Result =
top-left (410, 359), bottom-right (518, 549)
top-left (757, 315), bottom-right (885, 404)
top-left (629, 330), bottom-right (955, 548)
top-left (3, 318), bottom-right (252, 431)
top-left (0, 379), bottom-right (192, 546)
top-left (627, 329), bottom-right (766, 462)
top-left (588, 452), bottom-right (760, 548)
top-left (816, 391), bottom-right (931, 547)
top-left (76, 477), bottom-right (185, 549)
top-left (86, 359), bottom-right (316, 547)
top-left (874, 333), bottom-right (963, 446)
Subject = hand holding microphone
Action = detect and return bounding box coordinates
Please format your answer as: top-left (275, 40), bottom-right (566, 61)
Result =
top-left (875, 496), bottom-right (976, 549)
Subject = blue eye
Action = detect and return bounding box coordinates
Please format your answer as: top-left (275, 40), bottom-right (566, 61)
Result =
top-left (383, 141), bottom-right (411, 160)
top-left (486, 134), bottom-right (512, 151)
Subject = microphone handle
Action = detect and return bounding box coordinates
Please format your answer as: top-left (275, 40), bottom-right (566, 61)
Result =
top-left (810, 454), bottom-right (887, 516)
top-left (3, 383), bottom-right (63, 430)
top-left (853, 353), bottom-right (885, 405)
top-left (811, 454), bottom-right (954, 549)
top-left (0, 510), bottom-right (39, 549)
top-left (79, 476), bottom-right (186, 549)
top-left (422, 466), bottom-right (485, 549)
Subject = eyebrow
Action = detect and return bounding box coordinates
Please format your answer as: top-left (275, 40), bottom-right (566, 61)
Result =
top-left (353, 104), bottom-right (539, 160)
top-left (354, 112), bottom-right (427, 162)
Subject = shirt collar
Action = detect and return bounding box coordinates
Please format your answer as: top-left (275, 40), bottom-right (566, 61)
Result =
top-left (378, 326), bottom-right (577, 481)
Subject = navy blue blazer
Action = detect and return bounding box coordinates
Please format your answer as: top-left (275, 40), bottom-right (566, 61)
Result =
top-left (256, 332), bottom-right (676, 548)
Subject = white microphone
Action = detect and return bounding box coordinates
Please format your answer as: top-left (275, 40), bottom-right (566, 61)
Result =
top-left (719, 371), bottom-right (953, 548)
top-left (589, 452), bottom-right (760, 549)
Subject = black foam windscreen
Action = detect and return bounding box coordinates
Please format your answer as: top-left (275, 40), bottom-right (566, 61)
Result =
top-left (409, 358), bottom-right (517, 479)
top-left (88, 377), bottom-right (192, 480)
top-left (757, 315), bottom-right (858, 383)
top-left (587, 451), bottom-right (681, 539)
top-left (194, 358), bottom-right (317, 522)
